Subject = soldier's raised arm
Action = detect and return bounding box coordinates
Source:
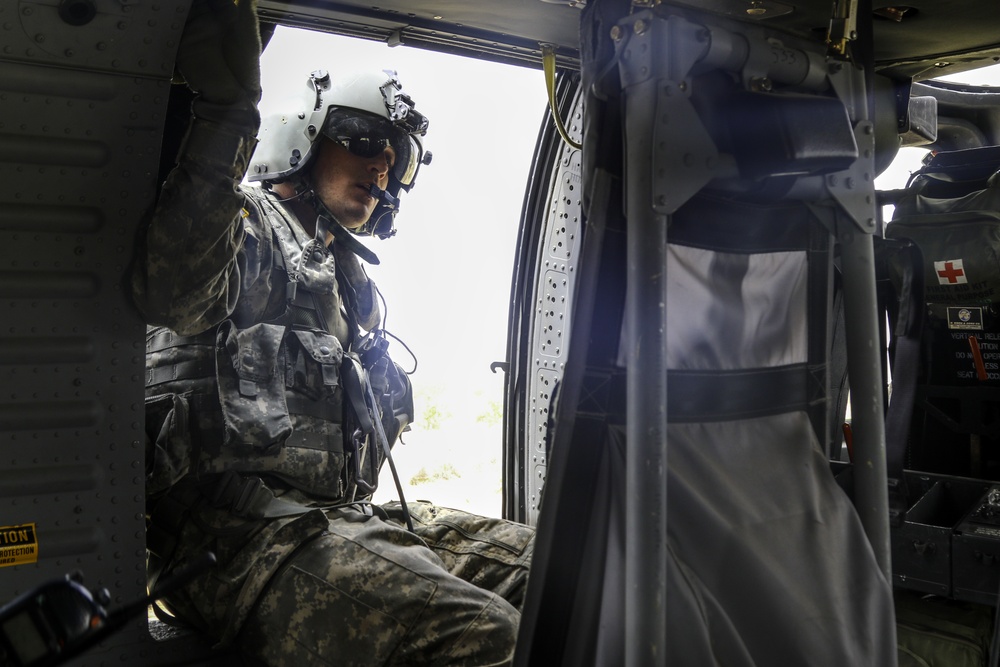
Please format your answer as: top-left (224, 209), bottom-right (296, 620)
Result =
top-left (132, 0), bottom-right (262, 335)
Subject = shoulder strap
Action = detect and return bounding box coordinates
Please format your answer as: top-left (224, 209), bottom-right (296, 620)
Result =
top-left (341, 355), bottom-right (413, 530)
top-left (246, 190), bottom-right (339, 332)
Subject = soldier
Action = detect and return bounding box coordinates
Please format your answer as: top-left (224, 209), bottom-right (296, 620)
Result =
top-left (133, 1), bottom-right (534, 664)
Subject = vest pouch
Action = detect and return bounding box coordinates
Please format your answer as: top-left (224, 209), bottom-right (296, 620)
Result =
top-left (285, 329), bottom-right (344, 402)
top-left (145, 391), bottom-right (193, 498)
top-left (279, 329), bottom-right (347, 499)
top-left (215, 321), bottom-right (293, 451)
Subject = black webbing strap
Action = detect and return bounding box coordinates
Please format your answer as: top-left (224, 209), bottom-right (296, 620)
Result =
top-left (146, 359), bottom-right (216, 387)
top-left (284, 395), bottom-right (340, 422)
top-left (146, 329), bottom-right (213, 352)
top-left (206, 470), bottom-right (320, 520)
top-left (667, 366), bottom-right (812, 422)
top-left (322, 214), bottom-right (380, 266)
top-left (342, 355), bottom-right (413, 531)
top-left (882, 238), bottom-right (925, 525)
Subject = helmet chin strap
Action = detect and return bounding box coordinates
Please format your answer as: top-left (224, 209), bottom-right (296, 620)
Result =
top-left (283, 170), bottom-right (387, 264)
top-left (308, 193), bottom-right (382, 266)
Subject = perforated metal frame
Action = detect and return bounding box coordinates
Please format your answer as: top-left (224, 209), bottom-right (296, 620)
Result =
top-left (523, 99), bottom-right (583, 525)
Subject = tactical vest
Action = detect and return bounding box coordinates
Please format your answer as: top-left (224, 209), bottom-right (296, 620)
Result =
top-left (145, 188), bottom-right (364, 502)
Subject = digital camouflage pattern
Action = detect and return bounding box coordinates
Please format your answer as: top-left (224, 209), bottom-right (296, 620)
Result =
top-left (160, 500), bottom-right (533, 666)
top-left (135, 44), bottom-right (533, 667)
top-left (145, 307), bottom-right (353, 501)
top-left (134, 119), bottom-right (257, 337)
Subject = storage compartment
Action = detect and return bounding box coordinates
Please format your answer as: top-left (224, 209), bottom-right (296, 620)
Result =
top-left (893, 478), bottom-right (987, 596)
top-left (831, 465), bottom-right (994, 600)
top-left (954, 484), bottom-right (1000, 604)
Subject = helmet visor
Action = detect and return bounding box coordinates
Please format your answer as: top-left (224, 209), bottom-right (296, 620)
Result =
top-left (322, 109), bottom-right (422, 186)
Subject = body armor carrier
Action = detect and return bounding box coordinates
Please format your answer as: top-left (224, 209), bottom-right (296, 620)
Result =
top-left (145, 188), bottom-right (375, 504)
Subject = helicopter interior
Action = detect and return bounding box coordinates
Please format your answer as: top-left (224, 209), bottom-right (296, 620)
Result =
top-left (6, 0), bottom-right (1000, 665)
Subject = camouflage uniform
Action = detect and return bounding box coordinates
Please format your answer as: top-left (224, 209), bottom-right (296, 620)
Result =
top-left (133, 114), bottom-right (534, 665)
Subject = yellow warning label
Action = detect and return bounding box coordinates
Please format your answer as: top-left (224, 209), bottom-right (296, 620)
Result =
top-left (0, 523), bottom-right (38, 568)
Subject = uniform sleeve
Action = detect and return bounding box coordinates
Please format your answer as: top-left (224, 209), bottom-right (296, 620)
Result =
top-left (132, 118), bottom-right (258, 336)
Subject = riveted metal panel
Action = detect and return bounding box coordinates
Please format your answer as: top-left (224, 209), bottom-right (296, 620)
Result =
top-left (0, 1), bottom-right (226, 664)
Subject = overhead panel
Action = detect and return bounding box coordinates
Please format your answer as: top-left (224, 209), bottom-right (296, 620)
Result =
top-left (664, 0), bottom-right (1000, 81)
top-left (257, 0), bottom-right (583, 69)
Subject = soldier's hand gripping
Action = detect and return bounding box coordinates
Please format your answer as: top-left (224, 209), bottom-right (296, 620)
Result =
top-left (175, 0), bottom-right (263, 130)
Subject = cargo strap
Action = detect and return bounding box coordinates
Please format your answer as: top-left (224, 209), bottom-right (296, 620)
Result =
top-left (542, 44), bottom-right (582, 151)
top-left (881, 238), bottom-right (925, 526)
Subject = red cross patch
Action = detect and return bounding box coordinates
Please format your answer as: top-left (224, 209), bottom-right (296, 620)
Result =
top-left (934, 259), bottom-right (967, 285)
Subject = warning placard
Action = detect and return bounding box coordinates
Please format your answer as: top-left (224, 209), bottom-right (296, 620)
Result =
top-left (0, 524), bottom-right (38, 568)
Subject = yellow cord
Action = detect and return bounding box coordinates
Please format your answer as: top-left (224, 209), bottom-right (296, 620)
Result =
top-left (542, 45), bottom-right (583, 151)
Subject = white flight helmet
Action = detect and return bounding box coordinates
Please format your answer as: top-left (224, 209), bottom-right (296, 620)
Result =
top-left (248, 68), bottom-right (430, 238)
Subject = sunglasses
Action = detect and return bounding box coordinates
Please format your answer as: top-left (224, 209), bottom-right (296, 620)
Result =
top-left (323, 110), bottom-right (423, 186)
top-left (331, 135), bottom-right (396, 165)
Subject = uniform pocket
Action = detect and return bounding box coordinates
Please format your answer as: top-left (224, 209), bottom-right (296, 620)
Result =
top-left (402, 503), bottom-right (535, 564)
top-left (216, 321), bottom-right (292, 450)
top-left (397, 502), bottom-right (535, 607)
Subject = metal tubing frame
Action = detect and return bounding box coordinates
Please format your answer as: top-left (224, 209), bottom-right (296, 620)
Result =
top-left (621, 70), bottom-right (669, 667)
top-left (611, 8), bottom-right (893, 664)
top-left (838, 219), bottom-right (892, 577)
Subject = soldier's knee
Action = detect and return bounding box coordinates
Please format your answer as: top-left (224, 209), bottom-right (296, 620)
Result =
top-left (479, 593), bottom-right (521, 643)
top-left (441, 594), bottom-right (520, 666)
